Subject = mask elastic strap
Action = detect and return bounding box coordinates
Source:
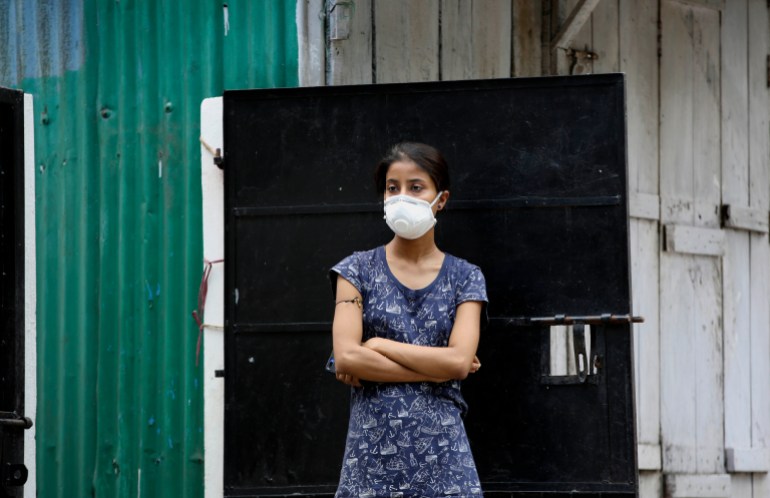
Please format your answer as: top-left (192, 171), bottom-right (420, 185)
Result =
top-left (430, 191), bottom-right (444, 207)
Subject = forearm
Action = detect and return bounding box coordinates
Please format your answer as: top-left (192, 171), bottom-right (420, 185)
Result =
top-left (335, 345), bottom-right (448, 383)
top-left (366, 339), bottom-right (473, 380)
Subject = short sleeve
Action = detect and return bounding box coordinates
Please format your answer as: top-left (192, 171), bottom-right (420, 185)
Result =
top-left (457, 266), bottom-right (488, 305)
top-left (329, 252), bottom-right (363, 297)
top-left (457, 265), bottom-right (489, 329)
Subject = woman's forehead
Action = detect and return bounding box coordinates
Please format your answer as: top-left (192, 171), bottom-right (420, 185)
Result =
top-left (386, 160), bottom-right (430, 179)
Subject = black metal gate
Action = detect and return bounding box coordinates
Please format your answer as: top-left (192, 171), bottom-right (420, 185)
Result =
top-left (0, 87), bottom-right (31, 497)
top-left (223, 75), bottom-right (637, 497)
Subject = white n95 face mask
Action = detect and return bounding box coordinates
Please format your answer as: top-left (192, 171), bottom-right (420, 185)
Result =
top-left (383, 192), bottom-right (443, 240)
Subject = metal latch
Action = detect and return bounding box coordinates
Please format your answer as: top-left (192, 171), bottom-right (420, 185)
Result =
top-left (0, 411), bottom-right (33, 430)
top-left (520, 313), bottom-right (644, 386)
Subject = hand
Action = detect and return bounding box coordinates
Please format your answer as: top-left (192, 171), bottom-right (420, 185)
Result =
top-left (469, 355), bottom-right (481, 374)
top-left (336, 372), bottom-right (362, 387)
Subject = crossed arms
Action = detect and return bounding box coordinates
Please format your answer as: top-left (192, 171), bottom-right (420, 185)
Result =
top-left (332, 275), bottom-right (482, 387)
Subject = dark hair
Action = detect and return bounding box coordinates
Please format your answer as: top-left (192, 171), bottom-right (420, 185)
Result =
top-left (374, 142), bottom-right (450, 193)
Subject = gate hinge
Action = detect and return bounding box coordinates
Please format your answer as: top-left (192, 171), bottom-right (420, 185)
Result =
top-left (215, 369), bottom-right (225, 378)
top-left (565, 47), bottom-right (599, 75)
top-left (200, 137), bottom-right (224, 169)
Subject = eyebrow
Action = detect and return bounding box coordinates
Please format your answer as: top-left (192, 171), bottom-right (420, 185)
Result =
top-left (385, 178), bottom-right (427, 183)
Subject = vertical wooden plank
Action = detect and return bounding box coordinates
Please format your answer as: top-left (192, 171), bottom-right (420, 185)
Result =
top-left (441, 0), bottom-right (511, 80)
top-left (620, 0), bottom-right (660, 475)
top-left (512, 0), bottom-right (542, 77)
top-left (692, 6), bottom-right (721, 229)
top-left (693, 254), bottom-right (724, 473)
top-left (720, 1), bottom-right (752, 492)
top-left (660, 252), bottom-right (697, 473)
top-left (328, 0), bottom-right (373, 85)
top-left (375, 0), bottom-right (439, 84)
top-left (440, 0), bottom-right (473, 80)
top-left (621, 0), bottom-right (659, 195)
top-left (660, 1), bottom-right (694, 226)
top-left (471, 0), bottom-right (511, 78)
top-left (297, 0), bottom-right (326, 87)
top-left (748, 1), bottom-right (770, 496)
top-left (750, 232), bottom-right (770, 497)
top-left (630, 218), bottom-right (661, 453)
top-left (660, 5), bottom-right (696, 473)
top-left (691, 4), bottom-right (724, 475)
top-left (591, 0), bottom-right (619, 73)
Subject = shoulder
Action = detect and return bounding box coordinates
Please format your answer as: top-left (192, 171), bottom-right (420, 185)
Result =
top-left (329, 247), bottom-right (382, 295)
top-left (334, 247), bottom-right (380, 270)
top-left (330, 247), bottom-right (382, 283)
top-left (443, 252), bottom-right (488, 304)
top-left (444, 252), bottom-right (484, 281)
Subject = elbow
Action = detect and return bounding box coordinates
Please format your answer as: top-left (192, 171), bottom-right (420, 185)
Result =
top-left (449, 358), bottom-right (471, 380)
top-left (333, 348), bottom-right (357, 374)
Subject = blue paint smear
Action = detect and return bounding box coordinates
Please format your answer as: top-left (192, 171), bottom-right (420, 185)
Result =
top-left (155, 283), bottom-right (161, 297)
top-left (148, 416), bottom-right (155, 426)
top-left (167, 437), bottom-right (174, 449)
top-left (145, 281), bottom-right (153, 301)
top-left (14, 0), bottom-right (85, 80)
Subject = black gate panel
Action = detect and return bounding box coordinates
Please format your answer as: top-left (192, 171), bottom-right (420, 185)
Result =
top-left (223, 75), bottom-right (636, 497)
top-left (0, 87), bottom-right (29, 497)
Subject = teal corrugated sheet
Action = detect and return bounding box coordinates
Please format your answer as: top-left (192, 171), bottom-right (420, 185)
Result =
top-left (0, 1), bottom-right (298, 496)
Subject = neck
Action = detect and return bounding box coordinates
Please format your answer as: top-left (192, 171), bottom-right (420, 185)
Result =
top-left (386, 231), bottom-right (440, 262)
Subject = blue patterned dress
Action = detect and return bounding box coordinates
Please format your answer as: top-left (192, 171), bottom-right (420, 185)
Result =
top-left (331, 246), bottom-right (488, 498)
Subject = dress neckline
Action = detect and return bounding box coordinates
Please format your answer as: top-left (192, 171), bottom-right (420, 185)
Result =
top-left (377, 245), bottom-right (450, 296)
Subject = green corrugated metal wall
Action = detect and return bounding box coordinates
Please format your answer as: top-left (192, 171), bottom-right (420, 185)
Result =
top-left (0, 1), bottom-right (299, 496)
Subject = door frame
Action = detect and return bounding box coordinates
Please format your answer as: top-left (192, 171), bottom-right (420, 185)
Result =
top-left (21, 93), bottom-right (37, 498)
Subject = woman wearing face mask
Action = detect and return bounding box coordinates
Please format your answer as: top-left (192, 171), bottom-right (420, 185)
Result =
top-left (330, 142), bottom-right (487, 497)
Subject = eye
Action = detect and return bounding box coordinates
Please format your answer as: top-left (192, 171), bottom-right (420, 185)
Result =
top-left (410, 184), bottom-right (423, 192)
top-left (386, 185), bottom-right (398, 193)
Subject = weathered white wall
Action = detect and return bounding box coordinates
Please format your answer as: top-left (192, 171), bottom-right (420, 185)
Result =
top-left (311, 1), bottom-right (770, 497)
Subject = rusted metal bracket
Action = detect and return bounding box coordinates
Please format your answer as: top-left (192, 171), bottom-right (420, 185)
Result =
top-left (565, 47), bottom-right (599, 75)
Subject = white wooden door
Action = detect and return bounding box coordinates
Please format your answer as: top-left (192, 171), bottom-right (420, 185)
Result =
top-left (659, 0), bottom-right (727, 491)
top-left (721, 1), bottom-right (770, 497)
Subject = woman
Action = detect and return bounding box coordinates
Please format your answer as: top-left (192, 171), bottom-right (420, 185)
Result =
top-left (330, 142), bottom-right (487, 497)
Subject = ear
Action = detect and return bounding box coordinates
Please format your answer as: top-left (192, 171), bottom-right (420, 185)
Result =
top-left (437, 191), bottom-right (450, 210)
